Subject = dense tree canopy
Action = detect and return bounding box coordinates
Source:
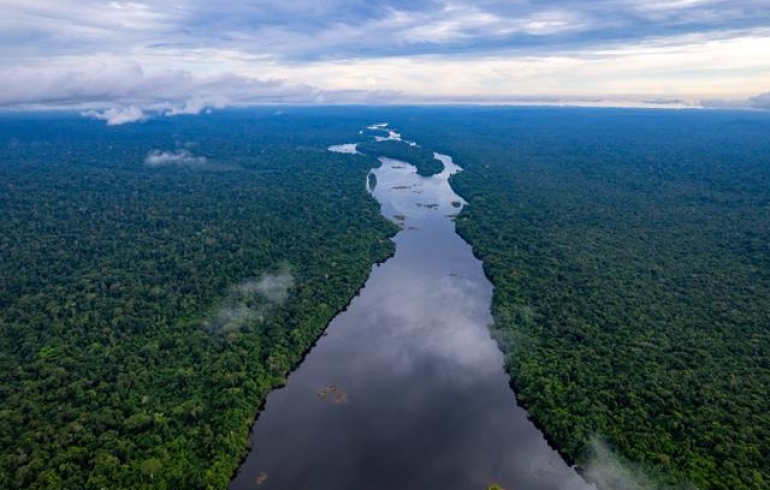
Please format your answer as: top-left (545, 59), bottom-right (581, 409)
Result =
top-left (394, 107), bottom-right (770, 490)
top-left (0, 109), bottom-right (397, 489)
top-left (3, 106), bottom-right (769, 490)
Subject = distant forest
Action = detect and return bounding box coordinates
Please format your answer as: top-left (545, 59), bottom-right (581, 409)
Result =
top-left (394, 107), bottom-right (770, 490)
top-left (357, 139), bottom-right (444, 176)
top-left (0, 110), bottom-right (397, 489)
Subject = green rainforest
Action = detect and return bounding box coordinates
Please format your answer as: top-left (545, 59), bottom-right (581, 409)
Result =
top-left (0, 110), bottom-right (397, 489)
top-left (1, 107), bottom-right (769, 490)
top-left (394, 107), bottom-right (770, 490)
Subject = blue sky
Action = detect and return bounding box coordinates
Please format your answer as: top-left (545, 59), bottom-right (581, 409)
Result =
top-left (1, 0), bottom-right (769, 119)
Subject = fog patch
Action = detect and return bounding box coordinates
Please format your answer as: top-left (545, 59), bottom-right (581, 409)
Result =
top-left (206, 271), bottom-right (295, 333)
top-left (208, 304), bottom-right (263, 333)
top-left (145, 149), bottom-right (207, 167)
top-left (580, 438), bottom-right (694, 490)
top-left (83, 106), bottom-right (146, 125)
top-left (234, 272), bottom-right (295, 304)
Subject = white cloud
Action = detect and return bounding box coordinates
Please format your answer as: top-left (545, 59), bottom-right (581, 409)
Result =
top-left (0, 62), bottom-right (316, 108)
top-left (0, 61), bottom-right (399, 122)
top-left (245, 32), bottom-right (770, 101)
top-left (0, 1), bottom-right (768, 109)
top-left (582, 438), bottom-right (655, 490)
top-left (233, 273), bottom-right (295, 304)
top-left (206, 272), bottom-right (296, 333)
top-left (144, 149), bottom-right (207, 167)
top-left (83, 106), bottom-right (146, 125)
top-left (748, 92), bottom-right (770, 109)
top-left (699, 91), bottom-right (770, 110)
top-left (159, 96), bottom-right (228, 116)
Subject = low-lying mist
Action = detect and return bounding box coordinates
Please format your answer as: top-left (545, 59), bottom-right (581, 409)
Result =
top-left (578, 438), bottom-right (696, 490)
top-left (145, 149), bottom-right (207, 167)
top-left (205, 270), bottom-right (295, 333)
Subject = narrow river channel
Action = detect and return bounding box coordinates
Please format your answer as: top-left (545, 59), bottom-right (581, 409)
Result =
top-left (230, 131), bottom-right (593, 490)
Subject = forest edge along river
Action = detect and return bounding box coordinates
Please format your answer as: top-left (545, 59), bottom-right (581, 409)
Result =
top-left (229, 125), bottom-right (594, 490)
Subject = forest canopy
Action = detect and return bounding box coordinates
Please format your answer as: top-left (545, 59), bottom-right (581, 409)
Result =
top-left (2, 106), bottom-right (770, 490)
top-left (392, 106), bottom-right (770, 490)
top-left (0, 109), bottom-right (397, 489)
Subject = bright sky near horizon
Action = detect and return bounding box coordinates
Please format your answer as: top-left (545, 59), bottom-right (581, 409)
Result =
top-left (2, 0), bottom-right (769, 120)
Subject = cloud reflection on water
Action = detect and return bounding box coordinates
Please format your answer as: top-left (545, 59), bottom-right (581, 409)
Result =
top-left (230, 145), bottom-right (593, 490)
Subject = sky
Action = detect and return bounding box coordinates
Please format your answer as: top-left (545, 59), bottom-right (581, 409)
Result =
top-left (1, 0), bottom-right (769, 119)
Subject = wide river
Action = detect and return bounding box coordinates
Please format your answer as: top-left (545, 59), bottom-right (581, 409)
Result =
top-left (230, 135), bottom-right (593, 490)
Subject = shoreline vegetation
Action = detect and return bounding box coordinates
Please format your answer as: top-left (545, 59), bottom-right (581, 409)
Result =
top-left (357, 140), bottom-right (444, 177)
top-left (0, 111), bottom-right (398, 489)
top-left (394, 107), bottom-right (770, 490)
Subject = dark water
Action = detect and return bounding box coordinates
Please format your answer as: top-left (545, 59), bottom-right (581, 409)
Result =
top-left (230, 148), bottom-right (593, 490)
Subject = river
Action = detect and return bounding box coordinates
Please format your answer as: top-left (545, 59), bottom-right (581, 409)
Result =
top-left (230, 132), bottom-right (593, 490)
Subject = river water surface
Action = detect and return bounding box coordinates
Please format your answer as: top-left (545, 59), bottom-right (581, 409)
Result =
top-left (230, 137), bottom-right (593, 490)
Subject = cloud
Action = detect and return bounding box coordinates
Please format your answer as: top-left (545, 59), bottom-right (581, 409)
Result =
top-left (83, 106), bottom-right (146, 125)
top-left (235, 32), bottom-right (770, 101)
top-left (0, 62), bottom-right (400, 121)
top-left (642, 97), bottom-right (687, 105)
top-left (233, 273), bottom-right (295, 304)
top-left (207, 304), bottom-right (261, 334)
top-left (0, 1), bottom-right (768, 108)
top-left (144, 149), bottom-right (207, 167)
top-left (4, 0), bottom-right (768, 61)
top-left (159, 96), bottom-right (227, 116)
top-left (748, 91), bottom-right (770, 109)
top-left (581, 438), bottom-right (681, 490)
top-left (206, 271), bottom-right (296, 333)
top-left (0, 62), bottom-right (314, 108)
top-left (698, 90), bottom-right (770, 110)
top-left (582, 438), bottom-right (651, 490)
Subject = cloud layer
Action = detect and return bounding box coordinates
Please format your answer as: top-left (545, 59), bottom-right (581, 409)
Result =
top-left (4, 0), bottom-right (769, 60)
top-left (0, 0), bottom-right (768, 109)
top-left (1, 62), bottom-right (391, 107)
top-left (700, 91), bottom-right (770, 110)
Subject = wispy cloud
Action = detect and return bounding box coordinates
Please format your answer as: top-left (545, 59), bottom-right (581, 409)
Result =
top-left (233, 273), bottom-right (295, 304)
top-left (4, 0), bottom-right (768, 60)
top-left (580, 437), bottom-right (695, 490)
top-left (0, 62), bottom-right (320, 108)
top-left (144, 149), bottom-right (207, 167)
top-left (83, 106), bottom-right (146, 125)
top-left (748, 91), bottom-right (770, 109)
top-left (206, 271), bottom-right (296, 333)
top-left (699, 91), bottom-right (770, 110)
top-left (0, 61), bottom-right (399, 122)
